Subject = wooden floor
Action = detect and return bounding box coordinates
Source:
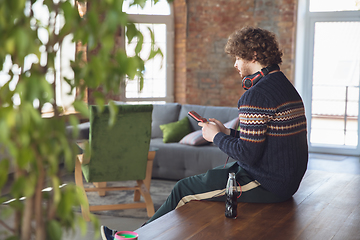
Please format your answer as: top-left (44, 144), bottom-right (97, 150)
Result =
top-left (136, 169), bottom-right (360, 240)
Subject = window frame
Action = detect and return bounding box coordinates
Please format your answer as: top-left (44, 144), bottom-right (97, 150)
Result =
top-left (121, 4), bottom-right (174, 103)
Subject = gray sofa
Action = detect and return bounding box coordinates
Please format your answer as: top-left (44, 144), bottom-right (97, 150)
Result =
top-left (150, 103), bottom-right (238, 180)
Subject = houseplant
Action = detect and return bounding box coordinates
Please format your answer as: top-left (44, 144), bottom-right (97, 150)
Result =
top-left (0, 0), bottom-right (170, 239)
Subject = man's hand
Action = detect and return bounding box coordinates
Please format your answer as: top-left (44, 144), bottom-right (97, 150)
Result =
top-left (198, 118), bottom-right (230, 142)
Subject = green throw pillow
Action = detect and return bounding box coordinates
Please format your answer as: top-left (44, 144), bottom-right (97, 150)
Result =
top-left (160, 117), bottom-right (192, 143)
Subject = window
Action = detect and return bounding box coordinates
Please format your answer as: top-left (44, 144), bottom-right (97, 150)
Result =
top-left (309, 0), bottom-right (360, 12)
top-left (295, 0), bottom-right (360, 155)
top-left (122, 0), bottom-right (174, 103)
top-left (310, 22), bottom-right (360, 147)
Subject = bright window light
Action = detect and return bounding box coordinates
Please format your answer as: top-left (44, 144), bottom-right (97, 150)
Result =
top-left (310, 0), bottom-right (360, 12)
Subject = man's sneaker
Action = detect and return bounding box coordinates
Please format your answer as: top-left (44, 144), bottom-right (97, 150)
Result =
top-left (100, 225), bottom-right (117, 240)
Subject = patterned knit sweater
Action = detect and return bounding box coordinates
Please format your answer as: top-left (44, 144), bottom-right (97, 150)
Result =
top-left (213, 71), bottom-right (308, 199)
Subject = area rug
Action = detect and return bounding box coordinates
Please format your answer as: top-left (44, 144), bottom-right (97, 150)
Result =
top-left (62, 174), bottom-right (177, 219)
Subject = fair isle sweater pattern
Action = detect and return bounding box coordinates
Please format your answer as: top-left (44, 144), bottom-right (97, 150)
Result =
top-left (239, 100), bottom-right (307, 143)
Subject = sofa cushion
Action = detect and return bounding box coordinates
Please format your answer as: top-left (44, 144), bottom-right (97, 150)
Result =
top-left (179, 130), bottom-right (209, 146)
top-left (179, 104), bottom-right (239, 131)
top-left (224, 117), bottom-right (239, 129)
top-left (152, 103), bottom-right (181, 138)
top-left (160, 117), bottom-right (192, 143)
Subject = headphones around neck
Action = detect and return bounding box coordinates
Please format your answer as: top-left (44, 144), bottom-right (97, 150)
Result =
top-left (242, 64), bottom-right (280, 90)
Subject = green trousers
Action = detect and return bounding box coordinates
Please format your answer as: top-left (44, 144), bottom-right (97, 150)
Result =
top-left (147, 161), bottom-right (290, 224)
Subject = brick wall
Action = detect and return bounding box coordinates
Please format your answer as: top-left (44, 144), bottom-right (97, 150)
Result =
top-left (174, 0), bottom-right (297, 107)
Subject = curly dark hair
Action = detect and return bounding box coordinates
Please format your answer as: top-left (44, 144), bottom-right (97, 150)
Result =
top-left (225, 27), bottom-right (283, 66)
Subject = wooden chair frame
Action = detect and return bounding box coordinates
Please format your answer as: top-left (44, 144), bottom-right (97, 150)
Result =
top-left (75, 151), bottom-right (156, 221)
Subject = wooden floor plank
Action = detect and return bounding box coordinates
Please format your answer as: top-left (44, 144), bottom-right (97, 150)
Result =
top-left (292, 170), bottom-right (333, 204)
top-left (258, 170), bottom-right (345, 240)
top-left (296, 173), bottom-right (358, 240)
top-left (138, 201), bottom-right (222, 240)
top-left (331, 175), bottom-right (360, 207)
top-left (253, 201), bottom-right (313, 240)
top-left (332, 205), bottom-right (360, 240)
top-left (192, 200), bottom-right (297, 240)
top-left (152, 201), bottom-right (224, 240)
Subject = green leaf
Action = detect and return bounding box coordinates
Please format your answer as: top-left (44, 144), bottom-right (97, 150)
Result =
top-left (46, 220), bottom-right (63, 240)
top-left (4, 107), bottom-right (17, 128)
top-left (77, 215), bottom-right (88, 236)
top-left (133, 0), bottom-right (147, 8)
top-left (139, 75), bottom-right (144, 91)
top-left (126, 56), bottom-right (141, 79)
top-left (149, 47), bottom-right (163, 61)
top-left (73, 100), bottom-right (89, 119)
top-left (11, 176), bottom-right (26, 199)
top-left (60, 137), bottom-right (73, 171)
top-left (5, 37), bottom-right (16, 54)
top-left (4, 236), bottom-right (18, 240)
top-left (23, 174), bottom-right (36, 198)
top-left (17, 147), bottom-right (34, 169)
top-left (0, 204), bottom-right (14, 219)
top-left (57, 185), bottom-right (79, 217)
top-left (39, 75), bottom-right (54, 101)
top-left (0, 159), bottom-right (10, 190)
top-left (135, 32), bottom-right (144, 55)
top-left (101, 34), bottom-right (115, 52)
top-left (94, 92), bottom-right (105, 110)
top-left (28, 105), bottom-right (42, 125)
top-left (149, 26), bottom-right (155, 43)
top-left (126, 23), bottom-right (138, 43)
top-left (0, 120), bottom-right (10, 142)
top-left (88, 56), bottom-right (105, 87)
top-left (104, 9), bottom-right (119, 32)
top-left (117, 10), bottom-right (128, 26)
top-left (51, 176), bottom-right (61, 206)
top-left (108, 101), bottom-right (118, 127)
top-left (15, 29), bottom-right (29, 57)
top-left (68, 115), bottom-right (80, 139)
top-left (60, 1), bottom-right (80, 36)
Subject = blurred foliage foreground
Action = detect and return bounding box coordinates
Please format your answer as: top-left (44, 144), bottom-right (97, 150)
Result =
top-left (0, 0), bottom-right (170, 239)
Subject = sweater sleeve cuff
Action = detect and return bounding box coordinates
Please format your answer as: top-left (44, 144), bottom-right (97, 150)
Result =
top-left (213, 132), bottom-right (227, 147)
top-left (230, 129), bottom-right (239, 137)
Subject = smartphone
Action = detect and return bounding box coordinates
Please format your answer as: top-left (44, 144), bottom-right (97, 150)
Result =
top-left (188, 111), bottom-right (207, 123)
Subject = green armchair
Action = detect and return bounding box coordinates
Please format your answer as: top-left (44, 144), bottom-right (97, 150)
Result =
top-left (75, 104), bottom-right (155, 221)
